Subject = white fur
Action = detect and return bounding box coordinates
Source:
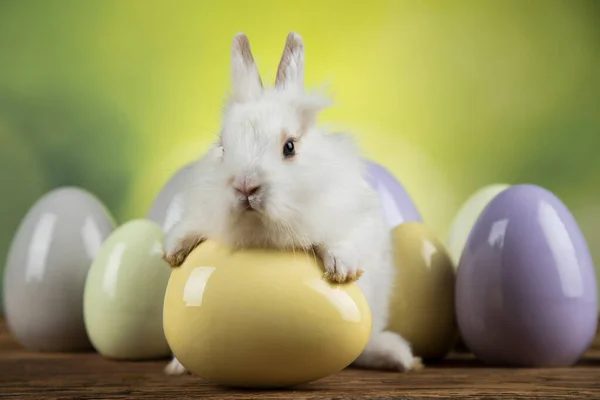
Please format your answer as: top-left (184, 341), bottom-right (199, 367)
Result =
top-left (164, 357), bottom-right (187, 376)
top-left (164, 32), bottom-right (421, 375)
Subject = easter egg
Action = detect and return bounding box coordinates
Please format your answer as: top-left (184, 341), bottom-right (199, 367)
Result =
top-left (147, 164), bottom-right (192, 233)
top-left (3, 187), bottom-right (115, 352)
top-left (446, 183), bottom-right (510, 267)
top-left (456, 184), bottom-right (598, 367)
top-left (0, 123), bottom-right (47, 317)
top-left (163, 241), bottom-right (372, 388)
top-left (446, 184), bottom-right (511, 353)
top-left (387, 222), bottom-right (457, 360)
top-left (83, 219), bottom-right (172, 360)
top-left (365, 160), bottom-right (422, 229)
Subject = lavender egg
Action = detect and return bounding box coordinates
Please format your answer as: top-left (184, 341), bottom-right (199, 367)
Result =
top-left (456, 184), bottom-right (598, 367)
top-left (365, 160), bottom-right (422, 229)
top-left (147, 164), bottom-right (193, 233)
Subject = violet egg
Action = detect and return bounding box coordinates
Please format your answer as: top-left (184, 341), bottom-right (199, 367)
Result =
top-left (446, 184), bottom-right (511, 267)
top-left (3, 187), bottom-right (115, 352)
top-left (456, 184), bottom-right (598, 367)
top-left (365, 160), bottom-right (422, 229)
top-left (147, 164), bottom-right (193, 233)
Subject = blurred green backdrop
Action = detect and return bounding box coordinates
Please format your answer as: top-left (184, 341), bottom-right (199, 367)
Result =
top-left (1, 0), bottom-right (600, 304)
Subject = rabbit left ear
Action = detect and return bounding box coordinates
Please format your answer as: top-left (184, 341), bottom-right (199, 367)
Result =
top-left (275, 32), bottom-right (304, 92)
top-left (231, 33), bottom-right (263, 102)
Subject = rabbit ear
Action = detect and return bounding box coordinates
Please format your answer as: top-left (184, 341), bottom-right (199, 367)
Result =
top-left (275, 32), bottom-right (304, 92)
top-left (231, 33), bottom-right (263, 102)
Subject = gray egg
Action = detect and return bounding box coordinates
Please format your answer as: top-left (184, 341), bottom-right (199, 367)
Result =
top-left (3, 187), bottom-right (115, 352)
top-left (147, 164), bottom-right (193, 233)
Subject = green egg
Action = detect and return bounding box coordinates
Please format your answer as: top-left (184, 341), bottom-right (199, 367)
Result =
top-left (83, 219), bottom-right (172, 360)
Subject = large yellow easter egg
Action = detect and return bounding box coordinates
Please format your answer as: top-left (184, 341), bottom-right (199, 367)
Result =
top-left (163, 241), bottom-right (372, 388)
top-left (387, 222), bottom-right (458, 360)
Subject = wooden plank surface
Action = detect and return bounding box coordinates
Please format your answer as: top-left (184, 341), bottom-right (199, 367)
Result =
top-left (1, 320), bottom-right (600, 399)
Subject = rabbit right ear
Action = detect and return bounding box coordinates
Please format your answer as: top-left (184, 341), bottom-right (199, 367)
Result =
top-left (275, 32), bottom-right (304, 92)
top-left (230, 33), bottom-right (263, 102)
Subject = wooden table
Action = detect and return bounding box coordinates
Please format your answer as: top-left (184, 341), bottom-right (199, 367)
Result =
top-left (2, 321), bottom-right (600, 399)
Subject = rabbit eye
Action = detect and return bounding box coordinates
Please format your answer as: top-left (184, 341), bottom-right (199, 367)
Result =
top-left (283, 139), bottom-right (296, 158)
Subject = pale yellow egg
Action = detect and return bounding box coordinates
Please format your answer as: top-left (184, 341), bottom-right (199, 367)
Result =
top-left (387, 222), bottom-right (458, 360)
top-left (163, 241), bottom-right (372, 388)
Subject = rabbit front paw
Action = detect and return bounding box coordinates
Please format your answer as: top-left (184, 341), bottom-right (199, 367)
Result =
top-left (164, 235), bottom-right (206, 268)
top-left (316, 246), bottom-right (364, 284)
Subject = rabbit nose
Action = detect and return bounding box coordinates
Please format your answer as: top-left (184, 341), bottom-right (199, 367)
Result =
top-left (233, 178), bottom-right (261, 197)
top-left (235, 183), bottom-right (261, 197)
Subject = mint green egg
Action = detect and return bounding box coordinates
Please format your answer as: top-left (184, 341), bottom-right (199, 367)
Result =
top-left (83, 219), bottom-right (172, 360)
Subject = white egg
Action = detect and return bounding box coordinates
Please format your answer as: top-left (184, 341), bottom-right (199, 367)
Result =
top-left (3, 187), bottom-right (115, 352)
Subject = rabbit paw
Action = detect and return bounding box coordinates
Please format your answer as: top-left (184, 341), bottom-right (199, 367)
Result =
top-left (164, 357), bottom-right (189, 376)
top-left (316, 247), bottom-right (363, 284)
top-left (353, 331), bottom-right (424, 372)
top-left (164, 235), bottom-right (206, 268)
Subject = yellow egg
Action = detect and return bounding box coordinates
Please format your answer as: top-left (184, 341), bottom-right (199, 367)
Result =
top-left (163, 241), bottom-right (372, 388)
top-left (387, 222), bottom-right (458, 360)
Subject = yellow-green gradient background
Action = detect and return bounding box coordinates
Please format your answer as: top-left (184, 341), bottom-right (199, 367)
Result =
top-left (1, 1), bottom-right (600, 295)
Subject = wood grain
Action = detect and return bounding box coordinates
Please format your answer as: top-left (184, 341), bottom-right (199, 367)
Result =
top-left (1, 320), bottom-right (600, 399)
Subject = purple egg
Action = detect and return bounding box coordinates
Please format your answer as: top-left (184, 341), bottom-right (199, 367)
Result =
top-left (456, 184), bottom-right (598, 367)
top-left (365, 160), bottom-right (422, 229)
top-left (147, 164), bottom-right (193, 233)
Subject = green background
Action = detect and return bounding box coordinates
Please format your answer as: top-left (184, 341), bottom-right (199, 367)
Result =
top-left (1, 0), bottom-right (600, 307)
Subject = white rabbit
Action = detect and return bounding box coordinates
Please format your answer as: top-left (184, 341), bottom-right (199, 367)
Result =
top-left (163, 32), bottom-right (423, 376)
